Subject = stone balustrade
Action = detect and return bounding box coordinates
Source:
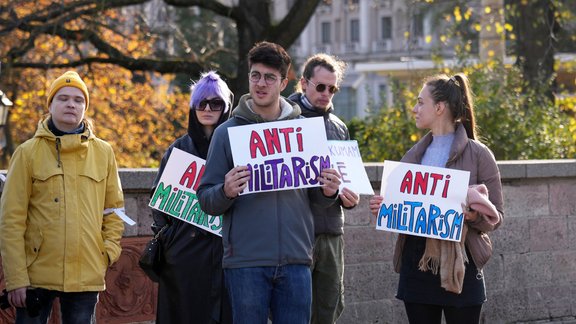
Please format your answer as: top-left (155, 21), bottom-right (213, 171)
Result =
top-left (0, 159), bottom-right (575, 323)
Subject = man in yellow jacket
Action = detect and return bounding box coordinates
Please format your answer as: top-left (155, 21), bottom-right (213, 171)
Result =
top-left (0, 71), bottom-right (125, 323)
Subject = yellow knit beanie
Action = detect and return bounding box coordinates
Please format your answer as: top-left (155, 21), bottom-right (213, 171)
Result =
top-left (46, 71), bottom-right (90, 110)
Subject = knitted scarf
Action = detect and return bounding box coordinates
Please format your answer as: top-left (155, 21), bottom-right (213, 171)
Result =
top-left (418, 224), bottom-right (469, 294)
top-left (417, 184), bottom-right (500, 294)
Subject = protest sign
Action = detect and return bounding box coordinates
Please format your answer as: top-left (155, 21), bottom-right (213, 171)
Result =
top-left (375, 161), bottom-right (470, 242)
top-left (327, 140), bottom-right (373, 195)
top-left (149, 148), bottom-right (222, 236)
top-left (227, 117), bottom-right (330, 194)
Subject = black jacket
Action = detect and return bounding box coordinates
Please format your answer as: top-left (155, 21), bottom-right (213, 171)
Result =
top-left (150, 106), bottom-right (232, 324)
top-left (288, 92), bottom-right (352, 235)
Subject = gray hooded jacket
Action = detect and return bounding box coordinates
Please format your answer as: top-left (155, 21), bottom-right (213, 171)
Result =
top-left (197, 94), bottom-right (337, 269)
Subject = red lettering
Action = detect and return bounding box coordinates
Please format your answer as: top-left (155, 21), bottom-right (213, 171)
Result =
top-left (278, 127), bottom-right (294, 153)
top-left (429, 173), bottom-right (444, 195)
top-left (180, 161), bottom-right (200, 189)
top-left (193, 165), bottom-right (205, 191)
top-left (442, 175), bottom-right (451, 198)
top-left (399, 171), bottom-right (413, 194)
top-left (400, 170), bottom-right (451, 197)
top-left (296, 127), bottom-right (303, 152)
top-left (264, 128), bottom-right (281, 155)
top-left (250, 131), bottom-right (267, 158)
top-left (250, 127), bottom-right (305, 157)
top-left (413, 172), bottom-right (428, 195)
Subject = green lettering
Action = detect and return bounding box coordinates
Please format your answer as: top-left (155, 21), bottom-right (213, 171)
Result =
top-left (150, 182), bottom-right (172, 210)
top-left (209, 216), bottom-right (222, 231)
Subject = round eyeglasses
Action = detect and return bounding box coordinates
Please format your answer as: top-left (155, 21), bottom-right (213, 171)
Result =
top-left (306, 79), bottom-right (339, 94)
top-left (249, 71), bottom-right (281, 85)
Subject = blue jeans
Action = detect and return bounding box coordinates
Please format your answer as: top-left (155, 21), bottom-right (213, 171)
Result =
top-left (224, 265), bottom-right (312, 324)
top-left (15, 289), bottom-right (98, 324)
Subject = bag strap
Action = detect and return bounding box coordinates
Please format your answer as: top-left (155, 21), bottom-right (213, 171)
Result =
top-left (154, 224), bottom-right (169, 240)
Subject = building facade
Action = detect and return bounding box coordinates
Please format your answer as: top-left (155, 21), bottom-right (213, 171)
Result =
top-left (288, 0), bottom-right (482, 120)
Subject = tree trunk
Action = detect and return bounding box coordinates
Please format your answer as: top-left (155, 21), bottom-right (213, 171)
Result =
top-left (511, 0), bottom-right (558, 101)
top-left (479, 0), bottom-right (505, 62)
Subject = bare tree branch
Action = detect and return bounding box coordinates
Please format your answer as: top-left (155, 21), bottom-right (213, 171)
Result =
top-left (0, 0), bottom-right (149, 35)
top-left (1, 0), bottom-right (321, 92)
top-left (163, 0), bottom-right (239, 19)
top-left (272, 0), bottom-right (322, 47)
top-left (10, 57), bottom-right (203, 75)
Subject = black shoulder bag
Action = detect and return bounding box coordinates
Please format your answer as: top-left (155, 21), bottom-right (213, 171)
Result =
top-left (139, 225), bottom-right (168, 282)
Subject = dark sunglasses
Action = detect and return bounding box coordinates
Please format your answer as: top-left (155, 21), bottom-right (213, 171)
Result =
top-left (196, 98), bottom-right (225, 111)
top-left (307, 79), bottom-right (339, 94)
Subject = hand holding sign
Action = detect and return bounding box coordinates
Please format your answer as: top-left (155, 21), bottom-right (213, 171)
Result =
top-left (340, 187), bottom-right (360, 208)
top-left (318, 168), bottom-right (341, 197)
top-left (461, 202), bottom-right (479, 222)
top-left (224, 165), bottom-right (251, 199)
top-left (369, 195), bottom-right (384, 216)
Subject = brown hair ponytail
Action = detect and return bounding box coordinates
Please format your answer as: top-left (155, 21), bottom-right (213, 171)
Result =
top-left (425, 73), bottom-right (477, 140)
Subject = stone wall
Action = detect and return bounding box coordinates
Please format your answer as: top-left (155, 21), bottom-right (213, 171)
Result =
top-left (339, 160), bottom-right (576, 323)
top-left (0, 160), bottom-right (575, 323)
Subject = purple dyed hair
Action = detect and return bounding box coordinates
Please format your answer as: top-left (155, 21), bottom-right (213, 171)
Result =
top-left (189, 71), bottom-right (232, 112)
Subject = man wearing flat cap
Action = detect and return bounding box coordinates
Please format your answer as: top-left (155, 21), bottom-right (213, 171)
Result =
top-left (0, 71), bottom-right (125, 323)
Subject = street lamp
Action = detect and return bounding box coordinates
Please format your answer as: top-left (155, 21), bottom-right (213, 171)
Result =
top-left (0, 89), bottom-right (13, 149)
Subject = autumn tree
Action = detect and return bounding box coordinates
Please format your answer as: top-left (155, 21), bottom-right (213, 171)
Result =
top-left (0, 0), bottom-right (322, 167)
top-left (0, 0), bottom-right (190, 167)
top-left (506, 0), bottom-right (558, 101)
top-left (413, 0), bottom-right (574, 98)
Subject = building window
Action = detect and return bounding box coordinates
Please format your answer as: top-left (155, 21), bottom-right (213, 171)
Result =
top-left (321, 22), bottom-right (332, 44)
top-left (350, 19), bottom-right (359, 43)
top-left (335, 19), bottom-right (341, 43)
top-left (332, 86), bottom-right (356, 121)
top-left (378, 84), bottom-right (388, 108)
top-left (412, 13), bottom-right (424, 37)
top-left (381, 17), bottom-right (392, 40)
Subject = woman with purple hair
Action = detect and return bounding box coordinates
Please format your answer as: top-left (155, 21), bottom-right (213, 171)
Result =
top-left (150, 71), bottom-right (233, 324)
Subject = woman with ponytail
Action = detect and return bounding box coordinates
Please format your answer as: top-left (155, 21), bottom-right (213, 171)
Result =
top-left (369, 73), bottom-right (503, 323)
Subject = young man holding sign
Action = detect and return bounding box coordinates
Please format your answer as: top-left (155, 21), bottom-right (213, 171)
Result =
top-left (197, 42), bottom-right (341, 324)
top-left (369, 73), bottom-right (503, 324)
top-left (289, 53), bottom-right (359, 324)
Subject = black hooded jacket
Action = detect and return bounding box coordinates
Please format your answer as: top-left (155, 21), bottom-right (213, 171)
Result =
top-left (288, 92), bottom-right (352, 235)
top-left (150, 105), bottom-right (232, 324)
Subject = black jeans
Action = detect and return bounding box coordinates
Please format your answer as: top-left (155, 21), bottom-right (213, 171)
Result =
top-left (15, 289), bottom-right (98, 324)
top-left (404, 302), bottom-right (482, 324)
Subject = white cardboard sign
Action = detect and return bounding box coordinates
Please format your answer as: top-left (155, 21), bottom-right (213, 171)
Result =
top-left (375, 160), bottom-right (470, 242)
top-left (328, 140), bottom-right (374, 195)
top-left (149, 148), bottom-right (222, 236)
top-left (227, 117), bottom-right (330, 194)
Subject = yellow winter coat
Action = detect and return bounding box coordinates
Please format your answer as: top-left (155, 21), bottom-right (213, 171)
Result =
top-left (0, 118), bottom-right (125, 292)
